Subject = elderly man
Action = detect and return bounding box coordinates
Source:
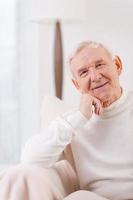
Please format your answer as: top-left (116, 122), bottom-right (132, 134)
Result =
top-left (20, 41), bottom-right (133, 200)
top-left (1, 41), bottom-right (133, 200)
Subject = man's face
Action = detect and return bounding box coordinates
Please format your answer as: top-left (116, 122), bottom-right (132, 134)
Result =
top-left (70, 46), bottom-right (122, 105)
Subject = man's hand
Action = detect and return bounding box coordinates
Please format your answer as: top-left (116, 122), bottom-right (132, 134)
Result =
top-left (79, 93), bottom-right (103, 119)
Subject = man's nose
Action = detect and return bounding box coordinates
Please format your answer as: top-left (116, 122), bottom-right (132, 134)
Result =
top-left (89, 68), bottom-right (102, 82)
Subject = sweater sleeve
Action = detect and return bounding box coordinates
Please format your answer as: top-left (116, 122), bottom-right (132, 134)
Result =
top-left (20, 110), bottom-right (88, 167)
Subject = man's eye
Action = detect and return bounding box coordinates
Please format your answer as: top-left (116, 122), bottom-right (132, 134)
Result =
top-left (80, 71), bottom-right (87, 77)
top-left (96, 63), bottom-right (104, 68)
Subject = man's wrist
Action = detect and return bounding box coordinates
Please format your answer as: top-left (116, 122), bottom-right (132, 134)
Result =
top-left (79, 109), bottom-right (93, 120)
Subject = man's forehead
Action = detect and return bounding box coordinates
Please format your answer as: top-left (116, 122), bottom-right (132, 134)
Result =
top-left (71, 47), bottom-right (108, 66)
top-left (77, 46), bottom-right (108, 58)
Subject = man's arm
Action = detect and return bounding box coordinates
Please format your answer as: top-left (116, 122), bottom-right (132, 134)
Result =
top-left (20, 93), bottom-right (101, 168)
top-left (20, 112), bottom-right (88, 168)
top-left (20, 117), bottom-right (74, 167)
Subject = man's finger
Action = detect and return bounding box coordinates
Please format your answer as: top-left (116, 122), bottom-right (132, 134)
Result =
top-left (93, 98), bottom-right (102, 115)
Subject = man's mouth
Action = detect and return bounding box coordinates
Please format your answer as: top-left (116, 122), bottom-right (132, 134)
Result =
top-left (93, 82), bottom-right (108, 90)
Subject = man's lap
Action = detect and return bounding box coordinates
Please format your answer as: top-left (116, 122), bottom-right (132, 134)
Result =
top-left (0, 160), bottom-right (79, 200)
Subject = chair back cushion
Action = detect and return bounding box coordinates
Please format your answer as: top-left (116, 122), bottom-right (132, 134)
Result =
top-left (40, 96), bottom-right (73, 129)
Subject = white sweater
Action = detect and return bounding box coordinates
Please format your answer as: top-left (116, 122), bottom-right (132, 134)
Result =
top-left (21, 90), bottom-right (133, 200)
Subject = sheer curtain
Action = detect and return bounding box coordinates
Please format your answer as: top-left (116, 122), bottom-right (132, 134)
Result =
top-left (0, 0), bottom-right (20, 165)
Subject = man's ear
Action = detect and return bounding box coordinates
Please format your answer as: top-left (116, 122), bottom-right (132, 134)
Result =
top-left (114, 55), bottom-right (122, 75)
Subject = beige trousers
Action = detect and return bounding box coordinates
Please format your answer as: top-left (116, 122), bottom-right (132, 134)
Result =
top-left (0, 160), bottom-right (109, 200)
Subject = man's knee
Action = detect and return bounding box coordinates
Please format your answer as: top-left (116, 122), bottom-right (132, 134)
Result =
top-left (64, 190), bottom-right (109, 200)
top-left (1, 161), bottom-right (78, 185)
top-left (0, 164), bottom-right (56, 200)
top-left (0, 161), bottom-right (79, 200)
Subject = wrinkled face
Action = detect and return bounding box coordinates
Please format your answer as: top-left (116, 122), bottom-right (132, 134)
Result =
top-left (70, 46), bottom-right (122, 105)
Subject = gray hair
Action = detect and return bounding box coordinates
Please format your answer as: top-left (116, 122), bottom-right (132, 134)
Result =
top-left (68, 41), bottom-right (114, 78)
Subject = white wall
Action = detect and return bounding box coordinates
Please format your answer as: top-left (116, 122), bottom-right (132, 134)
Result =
top-left (0, 0), bottom-right (20, 164)
top-left (19, 0), bottom-right (133, 153)
top-left (19, 9), bottom-right (41, 147)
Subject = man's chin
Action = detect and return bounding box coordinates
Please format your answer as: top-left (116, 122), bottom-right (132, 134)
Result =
top-left (94, 93), bottom-right (111, 107)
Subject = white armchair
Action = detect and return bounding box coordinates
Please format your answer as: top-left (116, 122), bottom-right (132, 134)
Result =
top-left (0, 95), bottom-right (79, 200)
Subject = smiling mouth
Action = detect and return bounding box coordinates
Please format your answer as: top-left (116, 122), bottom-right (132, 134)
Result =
top-left (93, 82), bottom-right (108, 90)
